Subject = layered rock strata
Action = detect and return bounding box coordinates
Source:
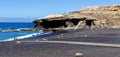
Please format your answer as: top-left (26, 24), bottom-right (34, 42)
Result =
top-left (33, 4), bottom-right (120, 30)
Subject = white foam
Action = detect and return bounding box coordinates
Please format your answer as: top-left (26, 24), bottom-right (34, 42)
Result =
top-left (2, 29), bottom-right (21, 32)
top-left (3, 31), bottom-right (53, 41)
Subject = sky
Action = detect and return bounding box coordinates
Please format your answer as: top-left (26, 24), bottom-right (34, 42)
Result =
top-left (0, 0), bottom-right (120, 22)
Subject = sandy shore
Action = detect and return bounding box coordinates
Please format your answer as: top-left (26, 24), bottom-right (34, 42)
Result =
top-left (0, 28), bottom-right (120, 57)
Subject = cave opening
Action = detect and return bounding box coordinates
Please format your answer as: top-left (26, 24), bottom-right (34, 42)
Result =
top-left (70, 19), bottom-right (81, 25)
top-left (85, 20), bottom-right (95, 26)
top-left (40, 20), bottom-right (67, 28)
top-left (39, 19), bottom-right (86, 29)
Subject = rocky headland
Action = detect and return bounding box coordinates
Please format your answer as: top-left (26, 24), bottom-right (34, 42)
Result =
top-left (0, 4), bottom-right (120, 57)
top-left (33, 4), bottom-right (120, 30)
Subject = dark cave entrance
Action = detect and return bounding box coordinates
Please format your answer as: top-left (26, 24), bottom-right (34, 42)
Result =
top-left (39, 19), bottom-right (84, 29)
top-left (70, 19), bottom-right (82, 25)
top-left (40, 20), bottom-right (67, 28)
top-left (85, 20), bottom-right (95, 26)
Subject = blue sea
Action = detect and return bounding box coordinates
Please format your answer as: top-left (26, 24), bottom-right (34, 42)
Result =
top-left (0, 22), bottom-right (52, 41)
top-left (0, 22), bottom-right (35, 28)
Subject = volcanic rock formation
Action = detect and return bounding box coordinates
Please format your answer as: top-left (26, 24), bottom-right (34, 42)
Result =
top-left (33, 4), bottom-right (120, 30)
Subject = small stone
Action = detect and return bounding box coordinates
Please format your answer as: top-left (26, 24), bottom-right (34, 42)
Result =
top-left (16, 41), bottom-right (21, 44)
top-left (42, 39), bottom-right (47, 41)
top-left (75, 53), bottom-right (84, 57)
top-left (84, 35), bottom-right (88, 37)
top-left (35, 40), bottom-right (39, 41)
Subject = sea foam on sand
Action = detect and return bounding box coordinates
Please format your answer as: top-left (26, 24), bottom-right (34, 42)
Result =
top-left (3, 31), bottom-right (53, 41)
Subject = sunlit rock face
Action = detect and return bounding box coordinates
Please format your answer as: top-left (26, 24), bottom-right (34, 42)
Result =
top-left (45, 14), bottom-right (64, 19)
top-left (80, 4), bottom-right (120, 28)
top-left (33, 4), bottom-right (120, 30)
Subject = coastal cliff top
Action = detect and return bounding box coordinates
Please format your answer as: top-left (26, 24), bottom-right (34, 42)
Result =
top-left (81, 4), bottom-right (120, 11)
top-left (34, 4), bottom-right (120, 22)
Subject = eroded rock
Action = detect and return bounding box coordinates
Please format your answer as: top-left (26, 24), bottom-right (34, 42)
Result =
top-left (33, 4), bottom-right (120, 30)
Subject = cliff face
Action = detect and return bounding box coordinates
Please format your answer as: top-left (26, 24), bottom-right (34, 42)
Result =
top-left (33, 4), bottom-right (120, 29)
top-left (80, 5), bottom-right (120, 27)
top-left (81, 5), bottom-right (120, 19)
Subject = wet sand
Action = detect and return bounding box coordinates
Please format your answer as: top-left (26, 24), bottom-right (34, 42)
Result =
top-left (0, 28), bottom-right (120, 57)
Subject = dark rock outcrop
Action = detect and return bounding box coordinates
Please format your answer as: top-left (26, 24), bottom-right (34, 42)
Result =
top-left (33, 4), bottom-right (120, 30)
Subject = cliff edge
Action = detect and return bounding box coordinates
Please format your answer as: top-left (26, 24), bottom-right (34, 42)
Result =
top-left (33, 4), bottom-right (120, 29)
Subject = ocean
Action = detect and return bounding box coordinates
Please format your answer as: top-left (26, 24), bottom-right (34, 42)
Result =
top-left (0, 22), bottom-right (52, 41)
top-left (0, 22), bottom-right (35, 28)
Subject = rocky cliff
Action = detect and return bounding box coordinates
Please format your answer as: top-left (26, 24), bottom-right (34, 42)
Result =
top-left (33, 4), bottom-right (120, 29)
top-left (68, 4), bottom-right (120, 27)
top-left (69, 5), bottom-right (120, 19)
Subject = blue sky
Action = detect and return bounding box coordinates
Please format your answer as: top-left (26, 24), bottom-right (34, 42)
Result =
top-left (0, 0), bottom-right (120, 22)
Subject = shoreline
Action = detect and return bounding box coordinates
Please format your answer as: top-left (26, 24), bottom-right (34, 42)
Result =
top-left (2, 31), bottom-right (53, 42)
top-left (0, 27), bottom-right (69, 42)
top-left (0, 28), bottom-right (120, 57)
top-left (2, 28), bottom-right (120, 42)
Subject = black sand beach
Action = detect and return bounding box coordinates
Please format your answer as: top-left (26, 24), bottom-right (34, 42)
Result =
top-left (0, 28), bottom-right (120, 57)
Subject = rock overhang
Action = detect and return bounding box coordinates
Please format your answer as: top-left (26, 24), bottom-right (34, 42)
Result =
top-left (33, 4), bottom-right (120, 30)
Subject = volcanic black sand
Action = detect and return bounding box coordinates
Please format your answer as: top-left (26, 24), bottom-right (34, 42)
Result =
top-left (0, 28), bottom-right (120, 57)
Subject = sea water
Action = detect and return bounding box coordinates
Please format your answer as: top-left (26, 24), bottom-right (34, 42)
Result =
top-left (0, 22), bottom-right (52, 41)
top-left (0, 22), bottom-right (35, 28)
